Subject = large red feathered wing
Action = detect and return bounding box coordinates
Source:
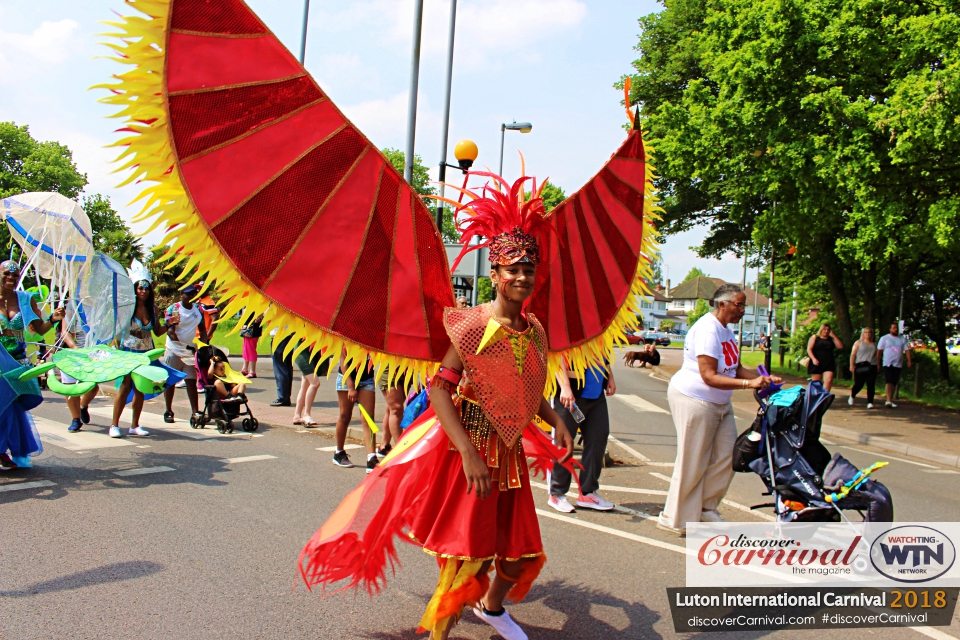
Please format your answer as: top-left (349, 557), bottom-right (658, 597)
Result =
top-left (101, 0), bottom-right (453, 374)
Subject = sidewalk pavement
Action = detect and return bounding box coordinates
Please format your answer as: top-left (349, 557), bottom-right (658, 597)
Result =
top-left (636, 348), bottom-right (960, 468)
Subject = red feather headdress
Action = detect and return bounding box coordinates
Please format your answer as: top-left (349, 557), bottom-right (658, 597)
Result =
top-left (439, 172), bottom-right (556, 273)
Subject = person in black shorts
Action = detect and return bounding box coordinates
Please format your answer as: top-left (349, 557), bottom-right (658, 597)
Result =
top-left (292, 343), bottom-right (329, 427)
top-left (806, 322), bottom-right (843, 391)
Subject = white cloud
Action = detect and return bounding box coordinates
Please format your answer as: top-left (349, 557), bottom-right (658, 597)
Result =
top-left (312, 52), bottom-right (382, 96)
top-left (0, 19), bottom-right (80, 64)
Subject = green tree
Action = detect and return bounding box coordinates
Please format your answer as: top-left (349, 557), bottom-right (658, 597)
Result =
top-left (381, 147), bottom-right (459, 242)
top-left (646, 255), bottom-right (664, 288)
top-left (660, 319), bottom-right (675, 331)
top-left (477, 276), bottom-right (493, 304)
top-left (682, 267), bottom-right (708, 282)
top-left (82, 194), bottom-right (144, 265)
top-left (540, 180), bottom-right (566, 212)
top-left (624, 0), bottom-right (960, 379)
top-left (686, 298), bottom-right (711, 327)
top-left (0, 121), bottom-right (88, 251)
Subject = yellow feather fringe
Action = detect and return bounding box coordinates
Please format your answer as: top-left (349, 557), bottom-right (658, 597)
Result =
top-left (96, 0), bottom-right (660, 394)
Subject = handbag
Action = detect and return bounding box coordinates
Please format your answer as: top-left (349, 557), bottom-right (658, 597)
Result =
top-left (799, 356), bottom-right (811, 368)
top-left (240, 322), bottom-right (262, 339)
top-left (854, 361), bottom-right (872, 375)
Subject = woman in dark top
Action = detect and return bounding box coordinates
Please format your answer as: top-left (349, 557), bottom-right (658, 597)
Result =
top-left (807, 322), bottom-right (843, 391)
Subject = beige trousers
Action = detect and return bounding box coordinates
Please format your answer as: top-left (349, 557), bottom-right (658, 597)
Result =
top-left (661, 385), bottom-right (737, 530)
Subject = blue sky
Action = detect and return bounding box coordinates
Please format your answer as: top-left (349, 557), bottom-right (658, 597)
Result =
top-left (0, 0), bottom-right (744, 285)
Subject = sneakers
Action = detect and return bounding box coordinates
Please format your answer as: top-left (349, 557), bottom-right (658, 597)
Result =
top-left (886, 401), bottom-right (897, 409)
top-left (163, 411), bottom-right (175, 423)
top-left (848, 396), bottom-right (854, 405)
top-left (547, 495), bottom-right (576, 513)
top-left (332, 450), bottom-right (354, 468)
top-left (366, 454), bottom-right (379, 474)
top-left (376, 444), bottom-right (392, 459)
top-left (129, 426), bottom-right (150, 437)
top-left (80, 405), bottom-right (90, 424)
top-left (700, 509), bottom-right (726, 523)
top-left (867, 402), bottom-right (874, 409)
top-left (175, 380), bottom-right (186, 389)
top-left (576, 491), bottom-right (614, 511)
top-left (68, 418), bottom-right (83, 433)
top-left (656, 512), bottom-right (686, 536)
top-left (473, 605), bottom-right (528, 640)
top-left (270, 398), bottom-right (291, 407)
top-left (108, 425), bottom-right (122, 438)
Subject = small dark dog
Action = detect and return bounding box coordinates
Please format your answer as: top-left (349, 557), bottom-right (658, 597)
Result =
top-left (623, 346), bottom-right (661, 368)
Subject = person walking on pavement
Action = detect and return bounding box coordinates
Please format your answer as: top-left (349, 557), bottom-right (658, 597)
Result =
top-left (658, 284), bottom-right (779, 535)
top-left (56, 304), bottom-right (99, 433)
top-left (806, 323), bottom-right (843, 391)
top-left (292, 343), bottom-right (328, 427)
top-left (239, 312), bottom-right (263, 377)
top-left (332, 352), bottom-right (378, 472)
top-left (162, 284), bottom-right (208, 423)
top-left (547, 357), bottom-right (616, 513)
top-left (849, 327), bottom-right (878, 408)
top-left (270, 328), bottom-right (294, 407)
top-left (877, 322), bottom-right (912, 408)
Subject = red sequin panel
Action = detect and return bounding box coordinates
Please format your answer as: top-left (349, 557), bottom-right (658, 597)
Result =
top-left (331, 168), bottom-right (401, 351)
top-left (211, 127), bottom-right (367, 288)
top-left (445, 305), bottom-right (547, 448)
top-left (414, 203), bottom-right (455, 360)
top-left (171, 0), bottom-right (267, 35)
top-left (169, 76), bottom-right (323, 160)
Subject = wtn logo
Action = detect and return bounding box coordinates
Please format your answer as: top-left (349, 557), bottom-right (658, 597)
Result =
top-left (880, 543), bottom-right (944, 568)
top-left (871, 525), bottom-right (957, 583)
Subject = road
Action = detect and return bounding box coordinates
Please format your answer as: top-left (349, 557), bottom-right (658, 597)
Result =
top-left (3, 359), bottom-right (959, 639)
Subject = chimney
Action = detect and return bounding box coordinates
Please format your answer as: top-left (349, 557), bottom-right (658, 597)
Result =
top-left (655, 283), bottom-right (663, 293)
top-left (666, 279), bottom-right (671, 293)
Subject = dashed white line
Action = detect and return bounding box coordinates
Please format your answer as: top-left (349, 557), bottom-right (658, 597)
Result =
top-left (923, 469), bottom-right (960, 475)
top-left (608, 435), bottom-right (651, 462)
top-left (113, 466), bottom-right (175, 477)
top-left (536, 508), bottom-right (688, 554)
top-left (0, 480), bottom-right (56, 492)
top-left (219, 454), bottom-right (277, 464)
top-left (615, 394), bottom-right (671, 415)
top-left (316, 444), bottom-right (363, 452)
top-left (840, 445), bottom-right (937, 468)
top-left (649, 471), bottom-right (672, 482)
top-left (721, 499), bottom-right (776, 522)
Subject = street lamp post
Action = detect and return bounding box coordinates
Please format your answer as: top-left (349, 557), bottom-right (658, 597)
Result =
top-left (435, 140), bottom-right (477, 230)
top-left (298, 0), bottom-right (311, 64)
top-left (498, 121), bottom-right (532, 176)
top-left (435, 0), bottom-right (459, 229)
top-left (403, 0), bottom-right (425, 184)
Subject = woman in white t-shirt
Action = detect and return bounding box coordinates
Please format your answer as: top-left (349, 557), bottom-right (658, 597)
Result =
top-left (658, 284), bottom-right (782, 535)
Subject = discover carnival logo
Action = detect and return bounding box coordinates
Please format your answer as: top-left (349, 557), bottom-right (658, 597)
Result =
top-left (870, 526), bottom-right (956, 583)
top-left (697, 534), bottom-right (862, 571)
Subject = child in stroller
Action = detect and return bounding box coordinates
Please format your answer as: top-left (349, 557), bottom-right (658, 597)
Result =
top-left (733, 381), bottom-right (893, 523)
top-left (191, 345), bottom-right (259, 434)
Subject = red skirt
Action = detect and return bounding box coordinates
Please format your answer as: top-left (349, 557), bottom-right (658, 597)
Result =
top-left (408, 445), bottom-right (542, 562)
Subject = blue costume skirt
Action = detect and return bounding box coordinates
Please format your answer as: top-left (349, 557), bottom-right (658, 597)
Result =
top-left (0, 408), bottom-right (42, 466)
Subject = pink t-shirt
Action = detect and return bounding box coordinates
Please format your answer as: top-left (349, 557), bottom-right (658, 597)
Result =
top-left (670, 313), bottom-right (739, 404)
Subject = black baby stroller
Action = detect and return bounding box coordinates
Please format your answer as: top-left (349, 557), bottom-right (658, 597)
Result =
top-left (732, 381), bottom-right (893, 523)
top-left (190, 345), bottom-right (259, 434)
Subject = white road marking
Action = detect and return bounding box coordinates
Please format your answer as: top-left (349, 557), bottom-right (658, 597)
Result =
top-left (33, 416), bottom-right (134, 451)
top-left (0, 480), bottom-right (56, 492)
top-left (721, 499), bottom-right (777, 522)
top-left (113, 466), bottom-right (175, 477)
top-left (840, 445), bottom-right (937, 468)
top-left (316, 444), bottom-right (363, 452)
top-left (219, 454), bottom-right (277, 464)
top-left (532, 480), bottom-right (666, 498)
top-left (923, 469), bottom-right (960, 474)
top-left (608, 435), bottom-right (650, 462)
top-left (649, 471), bottom-right (672, 482)
top-left (820, 437), bottom-right (836, 445)
top-left (536, 508), bottom-right (689, 555)
top-left (136, 445), bottom-right (151, 449)
top-left (87, 407), bottom-right (248, 440)
top-left (615, 394), bottom-right (671, 415)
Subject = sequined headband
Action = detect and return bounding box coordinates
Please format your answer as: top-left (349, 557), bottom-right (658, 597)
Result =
top-left (0, 260), bottom-right (21, 274)
top-left (488, 227), bottom-right (540, 266)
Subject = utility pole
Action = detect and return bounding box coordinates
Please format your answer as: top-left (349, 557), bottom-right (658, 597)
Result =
top-left (435, 0), bottom-right (459, 231)
top-left (298, 0), bottom-right (311, 64)
top-left (790, 283), bottom-right (797, 334)
top-left (403, 0), bottom-right (425, 184)
top-left (738, 247), bottom-right (747, 350)
top-left (765, 248), bottom-right (776, 372)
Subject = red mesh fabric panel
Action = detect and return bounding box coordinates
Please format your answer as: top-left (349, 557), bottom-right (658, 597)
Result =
top-left (555, 210), bottom-right (585, 345)
top-left (599, 167), bottom-right (645, 222)
top-left (615, 130), bottom-right (645, 161)
top-left (525, 237), bottom-right (553, 336)
top-left (169, 76), bottom-right (322, 159)
top-left (171, 0), bottom-right (267, 34)
top-left (413, 202), bottom-right (454, 359)
top-left (583, 184), bottom-right (637, 284)
top-left (572, 195), bottom-right (617, 326)
top-left (331, 168), bottom-right (399, 350)
top-left (211, 127), bottom-right (367, 288)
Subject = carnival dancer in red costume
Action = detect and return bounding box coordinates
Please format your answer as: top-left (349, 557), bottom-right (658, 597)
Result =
top-left (99, 1), bottom-right (657, 637)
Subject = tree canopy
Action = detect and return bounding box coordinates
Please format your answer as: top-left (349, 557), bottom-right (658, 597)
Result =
top-left (626, 0), bottom-right (960, 380)
top-left (682, 267), bottom-right (709, 282)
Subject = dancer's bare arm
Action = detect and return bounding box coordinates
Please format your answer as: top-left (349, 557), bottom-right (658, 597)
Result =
top-left (429, 344), bottom-right (492, 499)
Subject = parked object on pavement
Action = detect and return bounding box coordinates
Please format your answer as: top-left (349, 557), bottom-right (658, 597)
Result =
top-left (732, 381), bottom-right (893, 523)
top-left (192, 346), bottom-right (257, 434)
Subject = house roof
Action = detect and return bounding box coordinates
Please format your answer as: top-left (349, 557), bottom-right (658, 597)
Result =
top-left (669, 276), bottom-right (778, 308)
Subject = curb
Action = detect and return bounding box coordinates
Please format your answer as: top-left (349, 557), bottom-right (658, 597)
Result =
top-left (819, 424), bottom-right (960, 468)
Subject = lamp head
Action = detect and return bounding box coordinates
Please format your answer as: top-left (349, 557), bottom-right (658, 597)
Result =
top-left (503, 121), bottom-right (533, 133)
top-left (454, 139), bottom-right (478, 171)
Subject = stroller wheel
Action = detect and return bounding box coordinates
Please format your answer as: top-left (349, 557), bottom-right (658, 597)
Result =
top-left (241, 418), bottom-right (253, 432)
top-left (215, 419), bottom-right (229, 434)
top-left (250, 418), bottom-right (259, 432)
top-left (189, 414), bottom-right (200, 429)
